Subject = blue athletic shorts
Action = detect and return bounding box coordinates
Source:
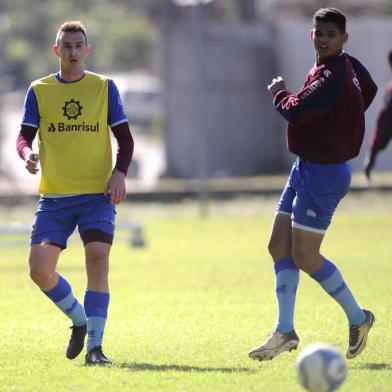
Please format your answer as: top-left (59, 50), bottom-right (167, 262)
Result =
top-left (30, 194), bottom-right (116, 249)
top-left (276, 158), bottom-right (351, 234)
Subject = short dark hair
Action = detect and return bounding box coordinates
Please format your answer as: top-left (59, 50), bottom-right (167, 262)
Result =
top-left (313, 8), bottom-right (347, 33)
top-left (56, 21), bottom-right (87, 44)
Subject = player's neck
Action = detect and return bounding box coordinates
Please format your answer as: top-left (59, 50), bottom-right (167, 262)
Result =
top-left (59, 67), bottom-right (86, 82)
top-left (316, 49), bottom-right (343, 65)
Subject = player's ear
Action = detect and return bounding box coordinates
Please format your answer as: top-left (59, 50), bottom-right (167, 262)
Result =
top-left (53, 44), bottom-right (60, 57)
top-left (85, 43), bottom-right (92, 56)
top-left (310, 28), bottom-right (314, 41)
top-left (342, 32), bottom-right (348, 44)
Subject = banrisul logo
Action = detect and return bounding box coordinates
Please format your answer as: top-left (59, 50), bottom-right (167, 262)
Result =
top-left (47, 98), bottom-right (99, 133)
top-left (62, 99), bottom-right (83, 120)
top-left (47, 122), bottom-right (99, 133)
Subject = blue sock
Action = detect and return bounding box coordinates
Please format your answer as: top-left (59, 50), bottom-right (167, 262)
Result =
top-left (43, 275), bottom-right (86, 326)
top-left (84, 290), bottom-right (110, 352)
top-left (311, 259), bottom-right (366, 326)
top-left (274, 258), bottom-right (300, 333)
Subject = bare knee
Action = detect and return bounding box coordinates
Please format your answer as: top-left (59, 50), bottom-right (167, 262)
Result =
top-left (85, 243), bottom-right (111, 291)
top-left (28, 246), bottom-right (60, 290)
top-left (291, 248), bottom-right (307, 271)
top-left (267, 237), bottom-right (280, 260)
top-left (268, 236), bottom-right (291, 262)
top-left (86, 251), bottom-right (109, 270)
top-left (29, 262), bottom-right (56, 289)
top-left (292, 248), bottom-right (323, 274)
top-left (268, 213), bottom-right (292, 262)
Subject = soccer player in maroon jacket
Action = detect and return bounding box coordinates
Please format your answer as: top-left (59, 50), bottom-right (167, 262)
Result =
top-left (363, 50), bottom-right (392, 179)
top-left (249, 8), bottom-right (377, 362)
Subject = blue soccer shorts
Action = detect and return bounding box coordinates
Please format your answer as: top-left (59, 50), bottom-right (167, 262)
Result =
top-left (276, 158), bottom-right (351, 234)
top-left (30, 194), bottom-right (116, 249)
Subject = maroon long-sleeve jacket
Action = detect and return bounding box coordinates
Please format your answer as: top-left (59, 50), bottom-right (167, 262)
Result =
top-left (273, 52), bottom-right (377, 163)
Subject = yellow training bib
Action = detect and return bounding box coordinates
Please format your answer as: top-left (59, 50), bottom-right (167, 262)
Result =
top-left (32, 71), bottom-right (112, 195)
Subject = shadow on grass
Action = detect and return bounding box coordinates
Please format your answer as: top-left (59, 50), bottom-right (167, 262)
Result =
top-left (117, 362), bottom-right (255, 373)
top-left (350, 362), bottom-right (391, 371)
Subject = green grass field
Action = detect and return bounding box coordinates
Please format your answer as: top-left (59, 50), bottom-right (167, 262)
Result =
top-left (0, 192), bottom-right (391, 392)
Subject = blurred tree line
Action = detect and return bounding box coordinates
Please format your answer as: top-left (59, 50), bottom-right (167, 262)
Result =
top-left (0, 0), bottom-right (257, 93)
top-left (0, 0), bottom-right (161, 92)
top-left (1, 0), bottom-right (390, 93)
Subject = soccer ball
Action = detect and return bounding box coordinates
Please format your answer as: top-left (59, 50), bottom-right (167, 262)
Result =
top-left (296, 344), bottom-right (347, 392)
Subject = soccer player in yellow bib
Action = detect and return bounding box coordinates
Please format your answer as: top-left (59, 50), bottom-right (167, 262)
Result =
top-left (16, 21), bottom-right (134, 365)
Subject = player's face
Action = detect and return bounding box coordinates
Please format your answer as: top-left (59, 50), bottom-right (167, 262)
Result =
top-left (53, 31), bottom-right (91, 72)
top-left (311, 21), bottom-right (348, 62)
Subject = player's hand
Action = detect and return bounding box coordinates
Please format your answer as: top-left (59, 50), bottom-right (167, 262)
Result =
top-left (363, 151), bottom-right (376, 181)
top-left (267, 76), bottom-right (286, 96)
top-left (25, 151), bottom-right (39, 174)
top-left (105, 169), bottom-right (126, 204)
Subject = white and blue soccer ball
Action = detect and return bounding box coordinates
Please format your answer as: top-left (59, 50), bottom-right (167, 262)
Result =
top-left (296, 343), bottom-right (347, 392)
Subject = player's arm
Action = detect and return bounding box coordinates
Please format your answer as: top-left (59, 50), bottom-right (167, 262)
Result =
top-left (348, 56), bottom-right (378, 110)
top-left (271, 67), bottom-right (342, 127)
top-left (371, 86), bottom-right (392, 152)
top-left (105, 79), bottom-right (134, 204)
top-left (112, 122), bottom-right (134, 176)
top-left (364, 85), bottom-right (392, 179)
top-left (16, 125), bottom-right (39, 174)
top-left (17, 87), bottom-right (40, 174)
top-left (106, 122), bottom-right (134, 204)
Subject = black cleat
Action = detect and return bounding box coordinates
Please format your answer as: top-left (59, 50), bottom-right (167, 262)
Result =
top-left (85, 346), bottom-right (112, 366)
top-left (346, 309), bottom-right (375, 359)
top-left (66, 324), bottom-right (87, 360)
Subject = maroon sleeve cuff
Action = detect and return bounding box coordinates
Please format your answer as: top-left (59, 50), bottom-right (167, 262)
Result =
top-left (111, 122), bottom-right (134, 175)
top-left (16, 125), bottom-right (37, 160)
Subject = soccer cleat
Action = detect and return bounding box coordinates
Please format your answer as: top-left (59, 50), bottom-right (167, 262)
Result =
top-left (85, 346), bottom-right (112, 366)
top-left (249, 330), bottom-right (299, 361)
top-left (346, 309), bottom-right (375, 359)
top-left (66, 324), bottom-right (87, 359)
